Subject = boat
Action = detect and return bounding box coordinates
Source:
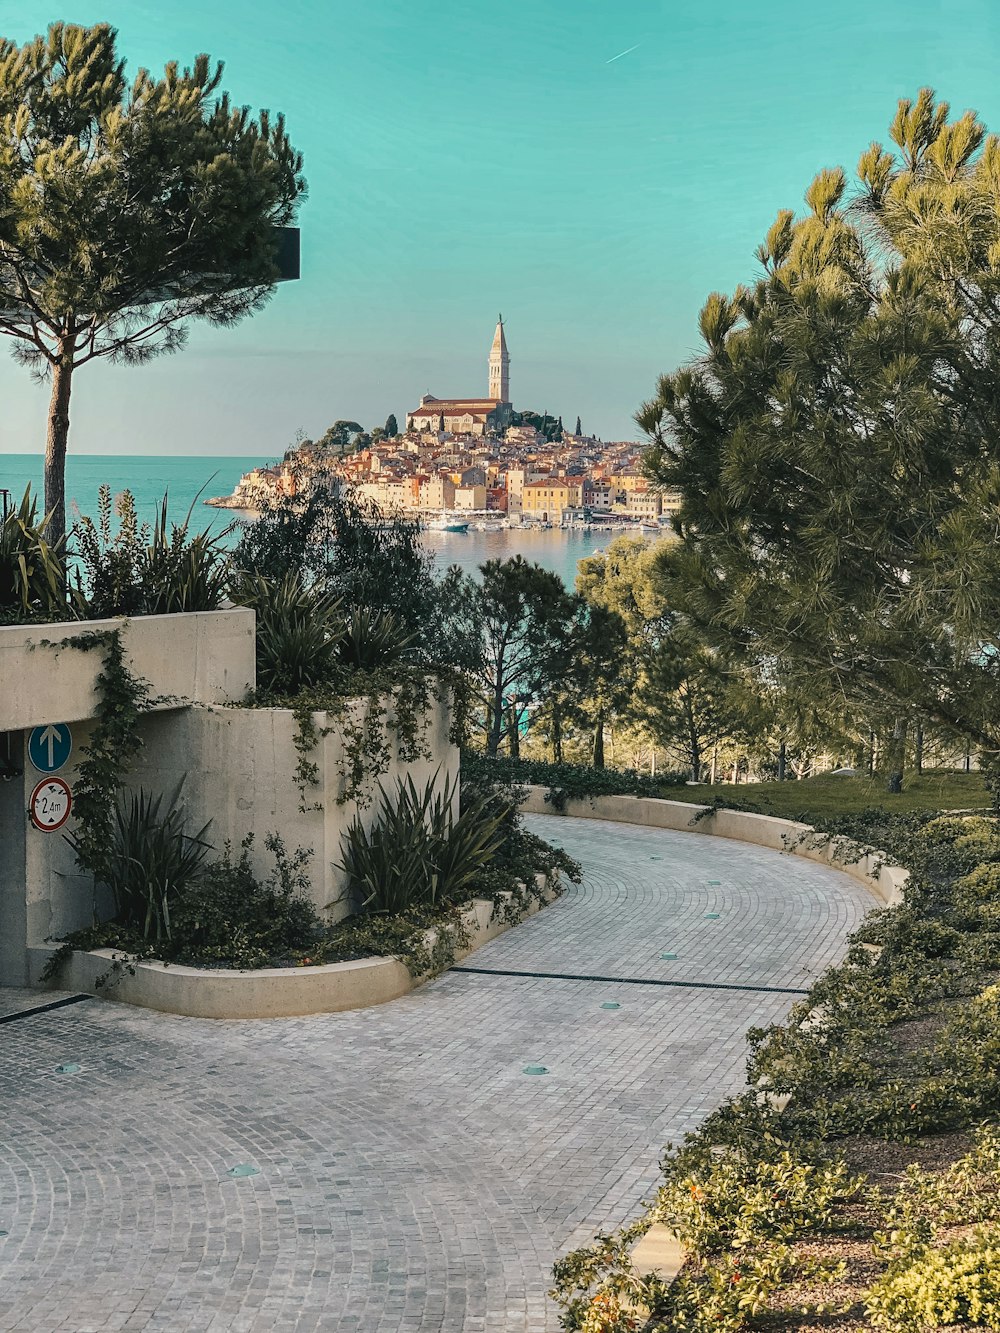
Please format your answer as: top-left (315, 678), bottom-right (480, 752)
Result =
top-left (426, 516), bottom-right (470, 533)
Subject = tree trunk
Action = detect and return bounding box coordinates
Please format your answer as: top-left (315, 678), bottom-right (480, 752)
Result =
top-left (507, 703), bottom-right (520, 758)
top-left (777, 740), bottom-right (787, 782)
top-left (45, 346), bottom-right (74, 549)
top-left (686, 703), bottom-right (700, 782)
top-left (551, 705), bottom-right (563, 764)
top-left (868, 728), bottom-right (876, 777)
top-left (886, 716), bottom-right (907, 794)
top-left (915, 725), bottom-right (924, 774)
top-left (487, 683), bottom-right (504, 755)
top-left (710, 741), bottom-right (718, 785)
top-left (592, 708), bottom-right (605, 769)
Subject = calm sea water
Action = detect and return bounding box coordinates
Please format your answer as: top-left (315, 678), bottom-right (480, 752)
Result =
top-left (1, 453), bottom-right (614, 588)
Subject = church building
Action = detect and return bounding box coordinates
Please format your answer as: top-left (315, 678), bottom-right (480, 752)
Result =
top-left (406, 317), bottom-right (513, 436)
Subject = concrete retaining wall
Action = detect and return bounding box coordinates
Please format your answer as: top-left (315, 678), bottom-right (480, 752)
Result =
top-left (125, 696), bottom-right (460, 921)
top-left (29, 883), bottom-right (554, 1020)
top-left (519, 787), bottom-right (907, 906)
top-left (0, 608), bottom-right (256, 731)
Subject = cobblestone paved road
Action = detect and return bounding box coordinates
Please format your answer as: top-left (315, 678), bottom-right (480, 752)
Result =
top-left (0, 815), bottom-right (876, 1333)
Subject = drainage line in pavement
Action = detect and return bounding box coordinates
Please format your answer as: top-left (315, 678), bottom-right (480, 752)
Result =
top-left (450, 967), bottom-right (811, 996)
top-left (0, 994), bottom-right (94, 1025)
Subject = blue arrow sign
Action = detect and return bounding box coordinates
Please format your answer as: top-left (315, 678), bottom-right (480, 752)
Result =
top-left (27, 723), bottom-right (73, 774)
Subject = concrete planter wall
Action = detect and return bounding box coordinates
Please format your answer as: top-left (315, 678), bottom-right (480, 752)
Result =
top-left (29, 881), bottom-right (555, 1020)
top-left (125, 696), bottom-right (460, 920)
top-left (2, 609), bottom-right (255, 986)
top-left (0, 608), bottom-right (256, 732)
top-left (519, 787), bottom-right (907, 907)
top-left (0, 606), bottom-right (459, 987)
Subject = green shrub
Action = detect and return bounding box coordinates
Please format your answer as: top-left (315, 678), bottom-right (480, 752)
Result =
top-left (0, 484), bottom-right (66, 617)
top-left (462, 752), bottom-right (688, 801)
top-left (337, 772), bottom-right (507, 914)
top-left (74, 486), bottom-right (231, 616)
top-left (66, 784), bottom-right (211, 942)
top-left (168, 834), bottom-right (322, 968)
top-left (656, 1148), bottom-right (857, 1259)
top-left (53, 832), bottom-right (322, 971)
top-left (866, 1229), bottom-right (1000, 1330)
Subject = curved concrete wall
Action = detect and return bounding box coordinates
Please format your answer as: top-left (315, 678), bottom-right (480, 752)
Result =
top-left (519, 787), bottom-right (906, 907)
top-left (30, 883), bottom-right (555, 1020)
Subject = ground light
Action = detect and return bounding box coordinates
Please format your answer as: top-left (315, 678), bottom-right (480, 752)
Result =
top-left (600, 1001), bottom-right (621, 1009)
top-left (54, 1063), bottom-right (80, 1074)
top-left (522, 1065), bottom-right (549, 1075)
top-left (660, 952), bottom-right (678, 960)
top-left (227, 1165), bottom-right (260, 1178)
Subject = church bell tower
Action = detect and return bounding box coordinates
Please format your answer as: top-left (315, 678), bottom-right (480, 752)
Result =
top-left (488, 314), bottom-right (510, 403)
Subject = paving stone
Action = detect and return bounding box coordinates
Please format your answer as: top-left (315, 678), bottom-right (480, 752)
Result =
top-left (0, 814), bottom-right (874, 1331)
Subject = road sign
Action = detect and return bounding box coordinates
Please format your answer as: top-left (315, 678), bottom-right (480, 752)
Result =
top-left (27, 723), bottom-right (72, 774)
top-left (28, 778), bottom-right (73, 832)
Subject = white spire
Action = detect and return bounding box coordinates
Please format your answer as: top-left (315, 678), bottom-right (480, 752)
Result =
top-left (488, 315), bottom-right (510, 402)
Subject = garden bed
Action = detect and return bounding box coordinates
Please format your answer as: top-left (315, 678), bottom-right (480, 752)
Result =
top-left (31, 877), bottom-right (560, 1020)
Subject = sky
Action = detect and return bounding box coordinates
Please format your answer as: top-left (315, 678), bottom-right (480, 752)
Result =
top-left (2, 0), bottom-right (1000, 456)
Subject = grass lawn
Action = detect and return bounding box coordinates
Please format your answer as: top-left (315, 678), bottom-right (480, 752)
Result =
top-left (680, 768), bottom-right (991, 819)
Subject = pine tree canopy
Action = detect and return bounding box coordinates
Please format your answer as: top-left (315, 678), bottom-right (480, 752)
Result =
top-left (640, 89), bottom-right (1000, 754)
top-left (0, 22), bottom-right (306, 541)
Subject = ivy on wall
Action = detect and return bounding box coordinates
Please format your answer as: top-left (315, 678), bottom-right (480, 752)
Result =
top-left (254, 665), bottom-right (469, 813)
top-left (58, 628), bottom-right (151, 899)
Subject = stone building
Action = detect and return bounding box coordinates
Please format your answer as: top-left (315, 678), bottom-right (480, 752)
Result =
top-left (406, 317), bottom-right (513, 436)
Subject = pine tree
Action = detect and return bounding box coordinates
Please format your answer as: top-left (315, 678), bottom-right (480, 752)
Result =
top-left (640, 89), bottom-right (1000, 768)
top-left (384, 413), bottom-right (398, 437)
top-left (0, 23), bottom-right (305, 543)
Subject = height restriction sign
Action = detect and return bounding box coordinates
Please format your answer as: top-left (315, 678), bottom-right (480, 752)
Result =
top-left (28, 777), bottom-right (73, 832)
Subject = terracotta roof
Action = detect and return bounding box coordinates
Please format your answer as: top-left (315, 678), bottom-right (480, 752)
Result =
top-left (409, 399), bottom-right (502, 412)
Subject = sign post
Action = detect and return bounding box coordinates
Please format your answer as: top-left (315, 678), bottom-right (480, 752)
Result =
top-left (27, 723), bottom-right (73, 774)
top-left (28, 777), bottom-right (73, 832)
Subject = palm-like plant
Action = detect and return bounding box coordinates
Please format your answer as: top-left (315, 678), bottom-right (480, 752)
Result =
top-left (337, 606), bottom-right (417, 670)
top-left (336, 772), bottom-right (507, 915)
top-left (67, 785), bottom-right (212, 942)
top-left (231, 569), bottom-right (344, 694)
top-left (142, 494), bottom-right (232, 614)
top-left (0, 485), bottom-right (66, 617)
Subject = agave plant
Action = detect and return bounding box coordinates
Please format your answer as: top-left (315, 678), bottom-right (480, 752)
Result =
top-left (67, 784), bottom-right (212, 942)
top-left (230, 569), bottom-right (344, 694)
top-left (0, 485), bottom-right (66, 617)
top-left (336, 771), bottom-right (507, 915)
top-left (337, 605), bottom-right (418, 670)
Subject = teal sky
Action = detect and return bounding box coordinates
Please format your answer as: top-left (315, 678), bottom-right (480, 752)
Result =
top-left (1, 0), bottom-right (999, 455)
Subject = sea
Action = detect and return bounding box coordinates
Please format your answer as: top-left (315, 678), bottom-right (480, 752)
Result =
top-left (1, 453), bottom-right (615, 589)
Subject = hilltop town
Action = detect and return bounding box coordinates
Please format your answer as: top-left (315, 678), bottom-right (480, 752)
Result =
top-left (214, 318), bottom-right (680, 530)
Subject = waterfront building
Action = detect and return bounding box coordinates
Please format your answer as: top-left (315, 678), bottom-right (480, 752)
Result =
top-left (454, 484), bottom-right (487, 510)
top-left (522, 477), bottom-right (583, 523)
top-left (406, 317), bottom-right (513, 435)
